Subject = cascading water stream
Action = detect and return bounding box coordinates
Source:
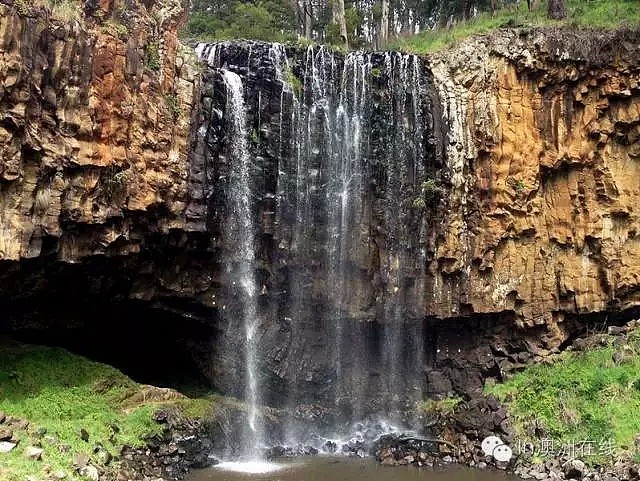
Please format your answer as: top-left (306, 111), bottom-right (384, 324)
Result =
top-left (219, 69), bottom-right (263, 458)
top-left (329, 51), bottom-right (370, 419)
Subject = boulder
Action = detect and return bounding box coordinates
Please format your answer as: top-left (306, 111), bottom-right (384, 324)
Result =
top-left (0, 441), bottom-right (17, 453)
top-left (563, 459), bottom-right (586, 479)
top-left (24, 446), bottom-right (44, 460)
top-left (0, 427), bottom-right (13, 441)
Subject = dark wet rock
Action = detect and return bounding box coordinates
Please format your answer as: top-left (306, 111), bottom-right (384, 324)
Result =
top-left (322, 440), bottom-right (338, 453)
top-left (562, 459), bottom-right (587, 479)
top-left (120, 409), bottom-right (216, 480)
top-left (374, 433), bottom-right (444, 467)
top-left (265, 444), bottom-right (319, 459)
top-left (426, 370), bottom-right (453, 395)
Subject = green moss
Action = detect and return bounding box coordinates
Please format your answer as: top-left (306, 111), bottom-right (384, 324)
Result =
top-left (13, 0), bottom-right (30, 16)
top-left (146, 41), bottom-right (161, 72)
top-left (391, 0), bottom-right (640, 54)
top-left (0, 344), bottom-right (215, 481)
top-left (101, 19), bottom-right (128, 39)
top-left (412, 177), bottom-right (442, 210)
top-left (509, 178), bottom-right (525, 192)
top-left (412, 197), bottom-right (426, 209)
top-left (486, 330), bottom-right (640, 463)
top-left (419, 396), bottom-right (462, 415)
top-left (165, 93), bottom-right (182, 119)
top-left (284, 67), bottom-right (302, 97)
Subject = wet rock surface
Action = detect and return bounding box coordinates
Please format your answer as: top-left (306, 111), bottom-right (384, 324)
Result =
top-left (403, 322), bottom-right (640, 481)
top-left (120, 409), bottom-right (218, 480)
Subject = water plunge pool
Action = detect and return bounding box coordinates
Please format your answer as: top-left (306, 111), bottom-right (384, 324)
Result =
top-left (187, 456), bottom-right (523, 481)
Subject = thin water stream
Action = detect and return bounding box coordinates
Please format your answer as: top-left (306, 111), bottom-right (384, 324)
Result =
top-left (219, 68), bottom-right (263, 457)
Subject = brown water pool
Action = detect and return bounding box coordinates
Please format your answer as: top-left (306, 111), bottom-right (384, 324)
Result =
top-left (186, 456), bottom-right (523, 481)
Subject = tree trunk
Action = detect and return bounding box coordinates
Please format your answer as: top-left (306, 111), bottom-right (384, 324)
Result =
top-left (379, 0), bottom-right (389, 48)
top-left (304, 0), bottom-right (312, 39)
top-left (292, 0), bottom-right (303, 37)
top-left (332, 0), bottom-right (349, 48)
top-left (547, 0), bottom-right (567, 19)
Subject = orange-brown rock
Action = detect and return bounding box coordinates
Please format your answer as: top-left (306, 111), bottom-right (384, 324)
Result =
top-left (0, 0), bottom-right (197, 261)
top-left (429, 28), bottom-right (640, 348)
top-left (0, 2), bottom-right (638, 362)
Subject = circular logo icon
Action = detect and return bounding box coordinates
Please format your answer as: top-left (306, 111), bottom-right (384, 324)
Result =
top-left (481, 435), bottom-right (513, 462)
top-left (493, 444), bottom-right (513, 462)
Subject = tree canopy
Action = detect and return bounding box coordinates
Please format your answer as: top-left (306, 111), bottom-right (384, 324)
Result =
top-left (184, 0), bottom-right (637, 50)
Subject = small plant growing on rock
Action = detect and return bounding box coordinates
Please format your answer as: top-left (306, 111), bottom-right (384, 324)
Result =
top-left (164, 94), bottom-right (181, 120)
top-left (13, 0), bottom-right (31, 16)
top-left (48, 0), bottom-right (82, 22)
top-left (508, 177), bottom-right (525, 192)
top-left (102, 166), bottom-right (129, 199)
top-left (412, 197), bottom-right (426, 209)
top-left (284, 67), bottom-right (302, 98)
top-left (146, 41), bottom-right (161, 72)
top-left (413, 177), bottom-right (442, 210)
top-left (422, 178), bottom-right (441, 199)
top-left (101, 20), bottom-right (128, 39)
top-left (370, 67), bottom-right (382, 79)
top-left (419, 396), bottom-right (462, 416)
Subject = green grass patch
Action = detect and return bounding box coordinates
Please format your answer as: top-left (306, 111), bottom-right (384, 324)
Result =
top-left (486, 330), bottom-right (640, 463)
top-left (284, 66), bottom-right (302, 97)
top-left (419, 396), bottom-right (463, 416)
top-left (390, 0), bottom-right (640, 54)
top-left (0, 343), bottom-right (214, 481)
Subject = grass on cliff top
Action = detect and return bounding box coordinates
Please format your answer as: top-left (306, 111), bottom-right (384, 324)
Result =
top-left (391, 0), bottom-right (640, 54)
top-left (0, 343), bottom-right (215, 481)
top-left (486, 329), bottom-right (640, 463)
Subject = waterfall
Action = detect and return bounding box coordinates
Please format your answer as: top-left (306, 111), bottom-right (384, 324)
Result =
top-left (329, 51), bottom-right (371, 419)
top-left (379, 53), bottom-right (427, 419)
top-left (220, 68), bottom-right (263, 457)
top-left (195, 40), bottom-right (440, 451)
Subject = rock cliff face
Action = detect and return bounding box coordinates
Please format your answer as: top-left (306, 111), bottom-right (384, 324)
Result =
top-left (0, 0), bottom-right (639, 422)
top-left (0, 0), bottom-right (197, 262)
top-left (429, 28), bottom-right (640, 351)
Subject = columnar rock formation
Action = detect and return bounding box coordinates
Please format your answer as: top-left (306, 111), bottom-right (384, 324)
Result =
top-left (0, 0), bottom-right (638, 424)
top-left (0, 0), bottom-right (197, 261)
top-left (429, 28), bottom-right (640, 342)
